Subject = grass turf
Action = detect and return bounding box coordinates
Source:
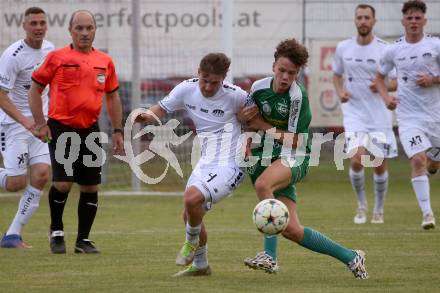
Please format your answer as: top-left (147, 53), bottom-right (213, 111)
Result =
top-left (0, 158), bottom-right (439, 292)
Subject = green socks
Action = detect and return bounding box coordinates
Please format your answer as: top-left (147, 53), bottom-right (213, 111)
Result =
top-left (264, 234), bottom-right (278, 260)
top-left (299, 227), bottom-right (355, 264)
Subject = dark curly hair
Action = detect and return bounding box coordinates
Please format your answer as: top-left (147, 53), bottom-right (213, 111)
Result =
top-left (274, 38), bottom-right (309, 67)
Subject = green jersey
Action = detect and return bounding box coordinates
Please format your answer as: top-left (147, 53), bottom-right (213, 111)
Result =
top-left (249, 77), bottom-right (312, 159)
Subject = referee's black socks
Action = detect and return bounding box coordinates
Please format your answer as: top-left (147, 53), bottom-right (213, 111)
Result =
top-left (77, 191), bottom-right (98, 241)
top-left (49, 186), bottom-right (69, 231)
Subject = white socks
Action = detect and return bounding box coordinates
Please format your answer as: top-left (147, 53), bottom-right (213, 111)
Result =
top-left (185, 223), bottom-right (201, 245)
top-left (411, 175), bottom-right (433, 216)
top-left (349, 168), bottom-right (367, 209)
top-left (6, 185), bottom-right (42, 235)
top-left (193, 245), bottom-right (208, 269)
top-left (373, 171), bottom-right (388, 214)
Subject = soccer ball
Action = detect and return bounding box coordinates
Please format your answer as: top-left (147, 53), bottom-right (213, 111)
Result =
top-left (252, 199), bottom-right (290, 235)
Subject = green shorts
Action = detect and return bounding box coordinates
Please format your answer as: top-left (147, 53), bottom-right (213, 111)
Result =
top-left (246, 156), bottom-right (309, 202)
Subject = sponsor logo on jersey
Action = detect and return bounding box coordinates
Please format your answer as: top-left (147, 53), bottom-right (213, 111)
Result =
top-left (355, 59), bottom-right (362, 62)
top-left (185, 103), bottom-right (196, 110)
top-left (247, 163), bottom-right (257, 175)
top-left (422, 52), bottom-right (432, 58)
top-left (261, 101), bottom-right (271, 115)
top-left (275, 100), bottom-right (289, 117)
top-left (23, 84), bottom-right (31, 90)
top-left (223, 84), bottom-right (236, 91)
top-left (212, 109), bottom-right (225, 117)
top-left (97, 73), bottom-right (106, 84)
top-left (200, 108), bottom-right (208, 113)
top-left (213, 128), bottom-right (224, 134)
top-left (397, 57), bottom-right (406, 61)
top-left (402, 76), bottom-right (408, 82)
top-left (410, 56), bottom-right (417, 60)
top-left (366, 59), bottom-right (376, 64)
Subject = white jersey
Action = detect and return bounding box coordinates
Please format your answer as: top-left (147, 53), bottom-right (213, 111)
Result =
top-left (332, 36), bottom-right (395, 131)
top-left (0, 39), bottom-right (53, 124)
top-left (378, 34), bottom-right (440, 123)
top-left (159, 78), bottom-right (247, 168)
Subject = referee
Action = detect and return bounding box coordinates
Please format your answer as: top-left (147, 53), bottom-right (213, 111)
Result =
top-left (28, 10), bottom-right (123, 254)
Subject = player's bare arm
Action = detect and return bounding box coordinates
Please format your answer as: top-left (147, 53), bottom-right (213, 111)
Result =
top-left (0, 88), bottom-right (34, 131)
top-left (332, 73), bottom-right (351, 103)
top-left (135, 104), bottom-right (167, 123)
top-left (106, 90), bottom-right (124, 155)
top-left (386, 79), bottom-right (398, 92)
top-left (246, 113), bottom-right (301, 149)
top-left (28, 80), bottom-right (51, 140)
top-left (375, 73), bottom-right (397, 110)
top-left (416, 74), bottom-right (440, 88)
top-left (370, 78), bottom-right (397, 93)
top-left (237, 104), bottom-right (259, 124)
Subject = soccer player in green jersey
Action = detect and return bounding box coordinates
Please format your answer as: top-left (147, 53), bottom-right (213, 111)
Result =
top-left (238, 38), bottom-right (368, 279)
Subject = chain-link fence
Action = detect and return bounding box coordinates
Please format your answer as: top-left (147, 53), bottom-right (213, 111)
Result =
top-left (1, 0), bottom-right (439, 193)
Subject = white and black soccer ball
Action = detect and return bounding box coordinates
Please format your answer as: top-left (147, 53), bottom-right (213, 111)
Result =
top-left (252, 198), bottom-right (290, 235)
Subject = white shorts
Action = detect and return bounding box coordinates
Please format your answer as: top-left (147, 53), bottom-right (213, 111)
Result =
top-left (399, 121), bottom-right (440, 161)
top-left (0, 123), bottom-right (50, 176)
top-left (344, 129), bottom-right (398, 158)
top-left (186, 164), bottom-right (245, 211)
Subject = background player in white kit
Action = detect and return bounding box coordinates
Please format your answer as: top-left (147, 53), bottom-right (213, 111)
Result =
top-left (376, 0), bottom-right (440, 229)
top-left (0, 7), bottom-right (54, 248)
top-left (136, 53), bottom-right (247, 276)
top-left (332, 4), bottom-right (398, 225)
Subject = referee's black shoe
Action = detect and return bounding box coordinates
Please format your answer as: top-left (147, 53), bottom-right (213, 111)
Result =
top-left (49, 230), bottom-right (66, 254)
top-left (75, 239), bottom-right (100, 254)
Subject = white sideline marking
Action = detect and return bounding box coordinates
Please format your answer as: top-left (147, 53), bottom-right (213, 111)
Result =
top-left (0, 191), bottom-right (182, 198)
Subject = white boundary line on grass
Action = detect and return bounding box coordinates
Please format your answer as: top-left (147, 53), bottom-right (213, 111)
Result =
top-left (0, 191), bottom-right (182, 197)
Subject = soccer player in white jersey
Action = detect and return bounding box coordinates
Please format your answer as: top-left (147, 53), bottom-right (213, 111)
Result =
top-left (376, 0), bottom-right (440, 230)
top-left (136, 53), bottom-right (247, 276)
top-left (332, 4), bottom-right (398, 225)
top-left (0, 7), bottom-right (54, 248)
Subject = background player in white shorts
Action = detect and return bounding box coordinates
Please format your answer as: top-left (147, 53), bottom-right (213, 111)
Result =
top-left (136, 53), bottom-right (247, 276)
top-left (0, 7), bottom-right (53, 248)
top-left (332, 4), bottom-right (398, 225)
top-left (376, 0), bottom-right (440, 229)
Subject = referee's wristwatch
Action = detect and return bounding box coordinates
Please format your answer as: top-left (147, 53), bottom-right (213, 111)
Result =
top-left (113, 128), bottom-right (123, 134)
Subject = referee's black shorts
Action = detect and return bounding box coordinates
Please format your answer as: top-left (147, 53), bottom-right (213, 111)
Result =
top-left (47, 118), bottom-right (102, 185)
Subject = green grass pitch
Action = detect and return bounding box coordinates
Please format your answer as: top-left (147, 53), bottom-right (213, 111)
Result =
top-left (0, 158), bottom-right (439, 292)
